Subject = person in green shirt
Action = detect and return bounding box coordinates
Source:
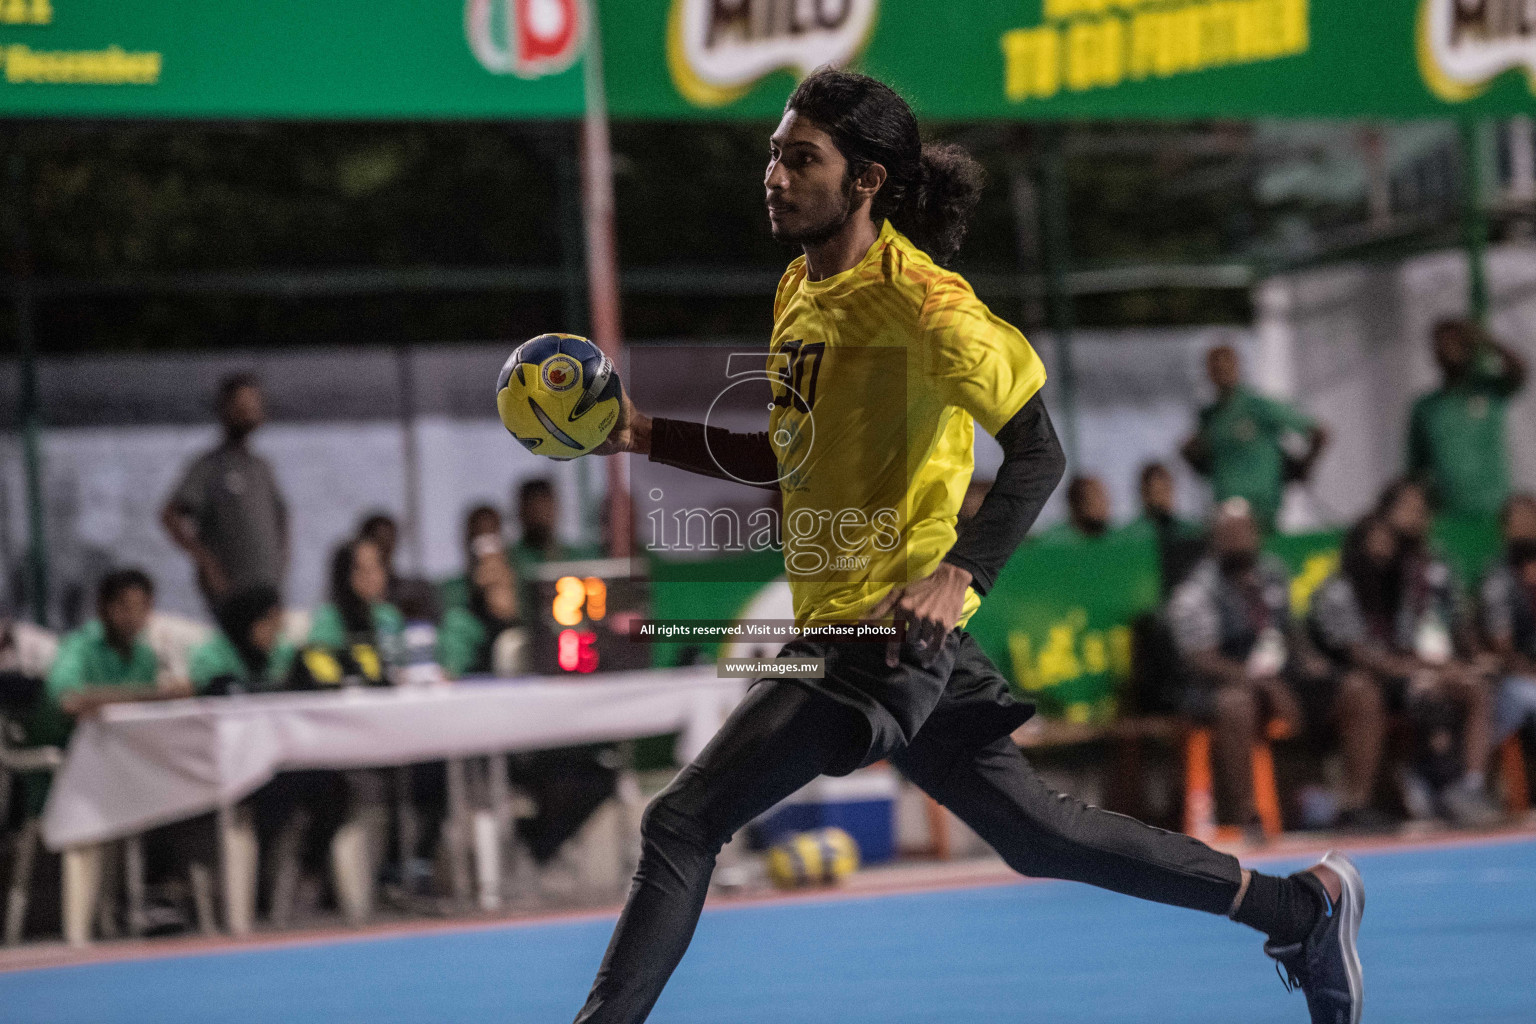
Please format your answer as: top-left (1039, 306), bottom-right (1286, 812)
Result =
top-left (507, 478), bottom-right (603, 582)
top-left (189, 585), bottom-right (296, 695)
top-left (307, 537), bottom-right (404, 651)
top-left (29, 569), bottom-right (176, 749)
top-left (1122, 462), bottom-right (1206, 595)
top-left (1031, 475), bottom-right (1113, 546)
top-left (439, 504), bottom-right (504, 613)
top-left (1407, 318), bottom-right (1527, 519)
top-left (439, 547), bottom-right (522, 677)
top-left (1119, 462), bottom-right (1202, 545)
top-left (1181, 344), bottom-right (1328, 534)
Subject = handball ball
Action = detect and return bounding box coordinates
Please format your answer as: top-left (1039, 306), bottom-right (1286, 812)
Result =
top-left (497, 333), bottom-right (622, 461)
top-left (766, 827), bottom-right (861, 890)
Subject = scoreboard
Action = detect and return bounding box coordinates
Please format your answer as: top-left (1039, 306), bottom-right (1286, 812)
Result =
top-left (524, 557), bottom-right (651, 676)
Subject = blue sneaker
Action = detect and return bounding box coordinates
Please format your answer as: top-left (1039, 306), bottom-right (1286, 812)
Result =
top-left (1263, 851), bottom-right (1365, 1024)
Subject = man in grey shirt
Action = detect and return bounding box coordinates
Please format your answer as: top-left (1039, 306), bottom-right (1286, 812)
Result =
top-left (161, 374), bottom-right (288, 611)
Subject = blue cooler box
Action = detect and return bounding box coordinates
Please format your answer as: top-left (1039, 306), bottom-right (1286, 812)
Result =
top-left (754, 765), bottom-right (898, 864)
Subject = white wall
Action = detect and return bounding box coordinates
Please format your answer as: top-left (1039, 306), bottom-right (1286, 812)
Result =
top-left (1259, 241), bottom-right (1536, 529)
top-left (0, 417), bottom-right (597, 622)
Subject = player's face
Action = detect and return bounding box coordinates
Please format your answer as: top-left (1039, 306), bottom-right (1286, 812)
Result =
top-left (765, 112), bottom-right (857, 247)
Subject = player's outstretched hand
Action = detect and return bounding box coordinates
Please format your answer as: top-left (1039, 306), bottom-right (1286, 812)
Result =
top-left (868, 561), bottom-right (972, 668)
top-left (592, 384), bottom-right (652, 456)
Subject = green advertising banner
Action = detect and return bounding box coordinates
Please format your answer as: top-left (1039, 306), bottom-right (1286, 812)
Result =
top-left (3, 1), bottom-right (1533, 120)
top-left (966, 535), bottom-right (1162, 725)
top-left (0, 0), bottom-right (586, 117)
top-left (615, 0), bottom-right (1536, 121)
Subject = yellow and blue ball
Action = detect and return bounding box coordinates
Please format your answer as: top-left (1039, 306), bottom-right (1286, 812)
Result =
top-left (496, 333), bottom-right (622, 461)
top-left (766, 827), bottom-right (861, 890)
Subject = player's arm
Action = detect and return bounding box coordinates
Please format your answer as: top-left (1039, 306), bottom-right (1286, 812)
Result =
top-left (941, 393), bottom-right (1065, 595)
top-left (594, 385), bottom-right (780, 489)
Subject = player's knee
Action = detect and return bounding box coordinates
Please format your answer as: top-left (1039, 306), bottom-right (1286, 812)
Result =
top-left (640, 787), bottom-right (720, 857)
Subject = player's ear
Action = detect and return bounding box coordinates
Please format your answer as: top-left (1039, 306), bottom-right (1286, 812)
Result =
top-left (854, 161), bottom-right (887, 205)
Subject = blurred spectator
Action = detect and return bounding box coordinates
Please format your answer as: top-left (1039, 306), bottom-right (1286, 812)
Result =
top-left (1032, 476), bottom-right (1112, 545)
top-left (358, 511), bottom-right (401, 595)
top-left (1123, 462), bottom-right (1205, 595)
top-left (1407, 319), bottom-right (1527, 519)
top-left (1168, 499), bottom-right (1360, 830)
top-left (1479, 494), bottom-right (1536, 746)
top-left (508, 479), bottom-right (601, 581)
top-left (1181, 344), bottom-right (1327, 533)
top-left (27, 569), bottom-right (186, 750)
top-left (439, 546), bottom-right (521, 678)
top-left (440, 504), bottom-right (504, 612)
top-left (161, 374), bottom-right (289, 612)
top-left (307, 539), bottom-right (403, 652)
top-left (189, 585), bottom-right (295, 695)
top-left (1309, 481), bottom-right (1499, 826)
top-left (0, 607), bottom-right (57, 720)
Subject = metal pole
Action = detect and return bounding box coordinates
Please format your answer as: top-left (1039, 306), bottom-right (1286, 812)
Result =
top-left (395, 341), bottom-right (424, 577)
top-left (579, 5), bottom-right (630, 558)
top-left (1037, 128), bottom-right (1080, 467)
top-left (9, 149), bottom-right (48, 626)
top-left (1459, 118), bottom-right (1489, 325)
top-left (553, 126), bottom-right (601, 550)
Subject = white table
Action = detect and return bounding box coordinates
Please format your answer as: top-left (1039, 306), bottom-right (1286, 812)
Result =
top-left (41, 668), bottom-right (745, 939)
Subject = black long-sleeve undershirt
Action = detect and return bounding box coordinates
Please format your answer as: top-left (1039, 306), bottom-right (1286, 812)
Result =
top-left (941, 393), bottom-right (1065, 595)
top-left (647, 392), bottom-right (1065, 595)
top-left (648, 417), bottom-right (781, 490)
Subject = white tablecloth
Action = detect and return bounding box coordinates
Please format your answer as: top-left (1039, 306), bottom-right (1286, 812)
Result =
top-left (42, 668), bottom-right (743, 850)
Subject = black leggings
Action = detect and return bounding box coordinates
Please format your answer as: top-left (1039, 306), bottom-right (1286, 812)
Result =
top-left (572, 672), bottom-right (1242, 1023)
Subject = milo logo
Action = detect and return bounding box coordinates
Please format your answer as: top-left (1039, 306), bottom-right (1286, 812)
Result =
top-left (1418, 0), bottom-right (1536, 101)
top-left (667, 0), bottom-right (880, 107)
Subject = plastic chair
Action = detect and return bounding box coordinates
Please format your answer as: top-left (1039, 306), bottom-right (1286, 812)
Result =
top-left (1499, 734), bottom-right (1530, 816)
top-left (1, 716), bottom-right (63, 945)
top-left (1183, 720), bottom-right (1286, 843)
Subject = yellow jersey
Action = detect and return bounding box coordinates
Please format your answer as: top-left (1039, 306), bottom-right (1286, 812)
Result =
top-left (768, 219), bottom-right (1047, 628)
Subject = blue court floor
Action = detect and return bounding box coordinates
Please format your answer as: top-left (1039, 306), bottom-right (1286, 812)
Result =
top-left (2, 835), bottom-right (1533, 1024)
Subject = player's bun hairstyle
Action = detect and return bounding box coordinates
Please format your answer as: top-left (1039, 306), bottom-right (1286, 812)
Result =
top-left (786, 68), bottom-right (984, 267)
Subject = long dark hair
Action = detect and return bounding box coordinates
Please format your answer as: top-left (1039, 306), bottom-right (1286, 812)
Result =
top-left (1340, 515), bottom-right (1401, 625)
top-left (786, 68), bottom-right (984, 266)
top-left (329, 540), bottom-right (375, 638)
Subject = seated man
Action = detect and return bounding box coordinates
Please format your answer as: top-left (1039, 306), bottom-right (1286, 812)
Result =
top-left (1480, 494), bottom-right (1536, 748)
top-left (1310, 480), bottom-right (1499, 827)
top-left (28, 569), bottom-right (184, 751)
top-left (1168, 499), bottom-right (1363, 832)
top-left (1032, 475), bottom-right (1112, 545)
